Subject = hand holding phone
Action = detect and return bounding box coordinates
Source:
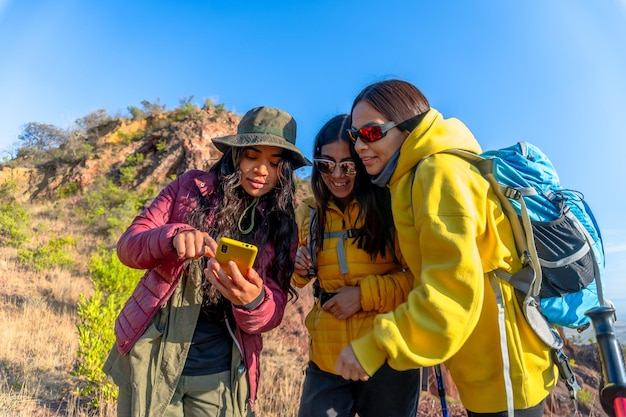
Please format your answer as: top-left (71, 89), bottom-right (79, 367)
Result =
top-left (215, 237), bottom-right (258, 274)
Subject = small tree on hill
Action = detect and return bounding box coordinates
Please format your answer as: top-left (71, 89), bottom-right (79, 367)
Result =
top-left (17, 122), bottom-right (67, 153)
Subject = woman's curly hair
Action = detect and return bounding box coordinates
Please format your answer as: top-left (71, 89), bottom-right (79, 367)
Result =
top-left (187, 146), bottom-right (298, 304)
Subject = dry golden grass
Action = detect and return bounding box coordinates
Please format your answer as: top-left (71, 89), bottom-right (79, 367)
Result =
top-left (0, 243), bottom-right (312, 417)
top-left (0, 198), bottom-right (314, 417)
top-left (255, 292), bottom-right (311, 416)
top-left (0, 195), bottom-right (116, 417)
top-left (0, 248), bottom-right (93, 417)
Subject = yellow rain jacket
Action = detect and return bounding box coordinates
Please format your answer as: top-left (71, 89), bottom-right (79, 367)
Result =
top-left (292, 197), bottom-right (413, 374)
top-left (350, 109), bottom-right (557, 413)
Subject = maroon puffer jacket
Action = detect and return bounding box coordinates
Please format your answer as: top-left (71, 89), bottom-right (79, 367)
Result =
top-left (113, 169), bottom-right (294, 407)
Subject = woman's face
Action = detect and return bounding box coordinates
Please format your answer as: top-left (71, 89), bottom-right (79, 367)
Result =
top-left (351, 101), bottom-right (407, 176)
top-left (316, 140), bottom-right (356, 206)
top-left (238, 145), bottom-right (282, 198)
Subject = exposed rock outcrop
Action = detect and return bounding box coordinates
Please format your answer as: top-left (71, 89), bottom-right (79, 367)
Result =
top-left (0, 106), bottom-right (238, 201)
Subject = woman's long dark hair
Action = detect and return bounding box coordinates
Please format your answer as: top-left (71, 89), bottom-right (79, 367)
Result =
top-left (188, 146), bottom-right (298, 302)
top-left (311, 114), bottom-right (395, 259)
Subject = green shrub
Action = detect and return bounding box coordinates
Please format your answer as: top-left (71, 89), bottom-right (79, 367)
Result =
top-left (203, 98), bottom-right (214, 109)
top-left (119, 152), bottom-right (146, 184)
top-left (71, 142), bottom-right (94, 161)
top-left (35, 221), bottom-right (50, 233)
top-left (117, 130), bottom-right (144, 144)
top-left (77, 177), bottom-right (154, 238)
top-left (57, 181), bottom-right (80, 198)
top-left (568, 333), bottom-right (583, 345)
top-left (117, 131), bottom-right (131, 144)
top-left (17, 236), bottom-right (75, 271)
top-left (0, 180), bottom-right (31, 247)
top-left (0, 202), bottom-right (30, 247)
top-left (124, 153), bottom-right (144, 166)
top-left (75, 249), bottom-right (144, 403)
top-left (172, 104), bottom-right (202, 121)
top-left (119, 165), bottom-right (137, 185)
top-left (1, 177), bottom-right (18, 196)
top-left (202, 100), bottom-right (226, 120)
top-left (1, 157), bottom-right (18, 167)
top-left (577, 388), bottom-right (594, 406)
top-left (140, 99), bottom-right (166, 116)
top-left (156, 139), bottom-right (167, 152)
top-left (170, 96), bottom-right (203, 121)
top-left (127, 105), bottom-right (146, 120)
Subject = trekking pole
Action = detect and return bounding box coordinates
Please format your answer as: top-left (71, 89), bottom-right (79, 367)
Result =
top-left (433, 365), bottom-right (449, 417)
top-left (585, 306), bottom-right (626, 417)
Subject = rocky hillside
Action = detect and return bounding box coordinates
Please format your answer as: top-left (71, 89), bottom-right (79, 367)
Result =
top-left (1, 105), bottom-right (236, 202)
top-left (0, 103), bottom-right (619, 417)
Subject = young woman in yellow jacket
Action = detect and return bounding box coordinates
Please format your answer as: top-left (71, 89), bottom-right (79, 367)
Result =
top-left (292, 114), bottom-right (420, 417)
top-left (335, 80), bottom-right (558, 417)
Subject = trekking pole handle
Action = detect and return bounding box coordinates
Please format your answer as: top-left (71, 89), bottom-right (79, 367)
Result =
top-left (585, 306), bottom-right (626, 417)
top-left (616, 398), bottom-right (626, 417)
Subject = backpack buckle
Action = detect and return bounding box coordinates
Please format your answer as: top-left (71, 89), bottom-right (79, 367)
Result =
top-left (504, 187), bottom-right (521, 200)
top-left (552, 348), bottom-right (581, 400)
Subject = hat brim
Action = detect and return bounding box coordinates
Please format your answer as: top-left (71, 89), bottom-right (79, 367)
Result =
top-left (212, 133), bottom-right (311, 169)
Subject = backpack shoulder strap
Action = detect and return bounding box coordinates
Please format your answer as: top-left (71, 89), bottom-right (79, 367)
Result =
top-left (307, 206), bottom-right (361, 276)
top-left (413, 149), bottom-right (547, 300)
top-left (445, 150), bottom-right (544, 289)
top-left (414, 150), bottom-right (536, 267)
top-left (307, 206), bottom-right (318, 277)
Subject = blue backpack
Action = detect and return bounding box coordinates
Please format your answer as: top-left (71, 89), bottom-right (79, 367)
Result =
top-left (443, 142), bottom-right (606, 333)
top-left (416, 142), bottom-right (607, 403)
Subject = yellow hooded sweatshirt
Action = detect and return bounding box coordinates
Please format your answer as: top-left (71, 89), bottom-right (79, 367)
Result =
top-left (350, 109), bottom-right (557, 413)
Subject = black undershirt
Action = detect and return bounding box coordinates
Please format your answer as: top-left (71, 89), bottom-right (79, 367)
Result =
top-left (182, 304), bottom-right (232, 376)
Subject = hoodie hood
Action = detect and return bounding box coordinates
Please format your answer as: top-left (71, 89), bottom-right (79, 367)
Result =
top-left (391, 108), bottom-right (482, 186)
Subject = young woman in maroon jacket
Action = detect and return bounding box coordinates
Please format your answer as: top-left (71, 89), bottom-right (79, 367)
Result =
top-left (103, 106), bottom-right (310, 417)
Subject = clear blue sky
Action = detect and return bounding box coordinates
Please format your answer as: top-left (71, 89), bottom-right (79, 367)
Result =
top-left (1, 0), bottom-right (625, 310)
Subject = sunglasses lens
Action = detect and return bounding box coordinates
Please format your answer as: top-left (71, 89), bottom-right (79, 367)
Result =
top-left (314, 159), bottom-right (357, 176)
top-left (314, 160), bottom-right (335, 174)
top-left (341, 162), bottom-right (357, 176)
top-left (348, 126), bottom-right (386, 143)
top-left (359, 126), bottom-right (384, 142)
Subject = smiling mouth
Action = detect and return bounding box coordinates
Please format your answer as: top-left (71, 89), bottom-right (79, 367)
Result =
top-left (331, 180), bottom-right (348, 187)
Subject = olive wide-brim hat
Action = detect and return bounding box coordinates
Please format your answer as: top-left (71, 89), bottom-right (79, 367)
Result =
top-left (212, 106), bottom-right (311, 169)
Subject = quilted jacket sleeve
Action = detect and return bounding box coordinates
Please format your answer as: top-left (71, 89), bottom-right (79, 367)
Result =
top-left (117, 174), bottom-right (196, 271)
top-left (114, 171), bottom-right (206, 354)
top-left (358, 235), bottom-right (413, 312)
top-left (232, 228), bottom-right (297, 335)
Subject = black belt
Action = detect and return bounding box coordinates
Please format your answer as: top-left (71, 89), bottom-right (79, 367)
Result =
top-left (318, 290), bottom-right (336, 304)
top-left (313, 281), bottom-right (337, 304)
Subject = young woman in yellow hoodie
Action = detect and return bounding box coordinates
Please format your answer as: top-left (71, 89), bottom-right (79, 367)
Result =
top-left (292, 114), bottom-right (420, 417)
top-left (335, 80), bottom-right (557, 416)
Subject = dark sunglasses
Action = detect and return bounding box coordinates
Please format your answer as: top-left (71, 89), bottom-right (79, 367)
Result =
top-left (313, 158), bottom-right (357, 176)
top-left (347, 113), bottom-right (427, 144)
top-left (347, 121), bottom-right (397, 144)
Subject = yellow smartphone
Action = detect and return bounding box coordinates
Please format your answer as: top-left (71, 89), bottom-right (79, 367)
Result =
top-left (215, 237), bottom-right (258, 273)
